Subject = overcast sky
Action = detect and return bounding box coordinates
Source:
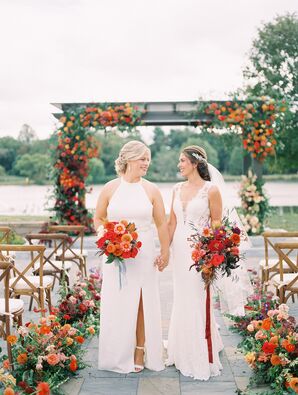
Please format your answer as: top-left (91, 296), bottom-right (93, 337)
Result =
top-left (0, 0), bottom-right (297, 140)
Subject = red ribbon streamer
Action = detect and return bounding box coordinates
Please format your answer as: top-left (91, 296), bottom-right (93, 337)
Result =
top-left (205, 284), bottom-right (213, 363)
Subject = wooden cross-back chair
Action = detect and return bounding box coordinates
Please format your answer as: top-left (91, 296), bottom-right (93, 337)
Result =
top-left (0, 226), bottom-right (16, 259)
top-left (26, 233), bottom-right (71, 287)
top-left (259, 231), bottom-right (298, 287)
top-left (48, 225), bottom-right (88, 276)
top-left (271, 242), bottom-right (298, 304)
top-left (0, 258), bottom-right (24, 365)
top-left (0, 244), bottom-right (52, 316)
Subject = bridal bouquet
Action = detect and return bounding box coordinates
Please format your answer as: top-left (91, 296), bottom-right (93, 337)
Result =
top-left (96, 220), bottom-right (142, 288)
top-left (189, 218), bottom-right (245, 287)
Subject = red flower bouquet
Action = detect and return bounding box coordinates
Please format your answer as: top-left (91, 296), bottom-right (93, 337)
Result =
top-left (189, 217), bottom-right (245, 287)
top-left (96, 220), bottom-right (142, 288)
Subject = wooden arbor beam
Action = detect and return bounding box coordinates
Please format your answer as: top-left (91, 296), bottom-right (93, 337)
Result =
top-left (51, 101), bottom-right (213, 126)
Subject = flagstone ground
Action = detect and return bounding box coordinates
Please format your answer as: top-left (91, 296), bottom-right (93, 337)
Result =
top-left (1, 235), bottom-right (297, 394)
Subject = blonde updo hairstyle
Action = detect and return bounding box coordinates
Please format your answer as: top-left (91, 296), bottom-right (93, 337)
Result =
top-left (114, 140), bottom-right (150, 176)
top-left (182, 145), bottom-right (211, 181)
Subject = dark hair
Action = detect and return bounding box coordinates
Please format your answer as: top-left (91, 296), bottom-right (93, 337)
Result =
top-left (182, 145), bottom-right (211, 181)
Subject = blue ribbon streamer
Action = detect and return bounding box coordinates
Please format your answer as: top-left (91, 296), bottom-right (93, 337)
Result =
top-left (115, 259), bottom-right (127, 289)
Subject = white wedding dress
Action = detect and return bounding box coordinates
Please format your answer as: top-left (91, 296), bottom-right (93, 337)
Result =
top-left (167, 181), bottom-right (224, 380)
top-left (98, 178), bottom-right (164, 373)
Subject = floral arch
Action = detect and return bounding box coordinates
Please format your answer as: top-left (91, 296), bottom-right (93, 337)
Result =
top-left (51, 97), bottom-right (286, 233)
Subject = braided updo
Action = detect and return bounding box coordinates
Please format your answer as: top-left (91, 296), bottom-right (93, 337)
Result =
top-left (114, 140), bottom-right (150, 176)
top-left (182, 145), bottom-right (211, 181)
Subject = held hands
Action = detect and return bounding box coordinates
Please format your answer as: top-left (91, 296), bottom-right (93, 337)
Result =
top-left (154, 251), bottom-right (169, 272)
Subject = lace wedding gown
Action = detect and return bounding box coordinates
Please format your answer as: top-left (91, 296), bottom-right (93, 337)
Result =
top-left (98, 178), bottom-right (164, 373)
top-left (167, 181), bottom-right (224, 380)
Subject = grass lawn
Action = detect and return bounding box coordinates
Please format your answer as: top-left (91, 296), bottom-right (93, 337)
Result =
top-left (0, 215), bottom-right (49, 222)
top-left (266, 212), bottom-right (298, 232)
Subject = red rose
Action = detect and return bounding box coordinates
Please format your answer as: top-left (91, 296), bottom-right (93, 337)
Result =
top-left (136, 241), bottom-right (142, 248)
top-left (63, 314), bottom-right (71, 320)
top-left (96, 237), bottom-right (106, 248)
top-left (79, 303), bottom-right (88, 312)
top-left (131, 248), bottom-right (138, 258)
top-left (208, 240), bottom-right (224, 252)
top-left (262, 341), bottom-right (277, 354)
top-left (121, 251), bottom-right (131, 259)
top-left (210, 254), bottom-right (225, 267)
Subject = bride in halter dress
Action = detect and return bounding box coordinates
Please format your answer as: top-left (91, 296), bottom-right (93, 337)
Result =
top-left (167, 146), bottom-right (224, 380)
top-left (94, 141), bottom-right (169, 374)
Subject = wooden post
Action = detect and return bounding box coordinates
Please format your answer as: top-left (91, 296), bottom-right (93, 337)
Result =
top-left (252, 157), bottom-right (263, 180)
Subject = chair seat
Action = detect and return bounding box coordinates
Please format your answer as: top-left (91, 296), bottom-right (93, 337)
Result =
top-left (0, 298), bottom-right (24, 314)
top-left (9, 275), bottom-right (53, 290)
top-left (272, 273), bottom-right (298, 289)
top-left (56, 248), bottom-right (88, 259)
top-left (34, 261), bottom-right (73, 272)
top-left (259, 258), bottom-right (289, 270)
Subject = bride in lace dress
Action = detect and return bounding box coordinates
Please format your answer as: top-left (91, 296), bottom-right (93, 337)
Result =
top-left (167, 145), bottom-right (224, 380)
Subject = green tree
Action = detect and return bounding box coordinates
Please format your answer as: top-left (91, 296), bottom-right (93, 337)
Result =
top-left (150, 127), bottom-right (167, 157)
top-left (0, 137), bottom-right (22, 172)
top-left (243, 13), bottom-right (298, 173)
top-left (148, 146), bottom-right (180, 180)
top-left (14, 153), bottom-right (50, 184)
top-left (228, 146), bottom-right (244, 175)
top-left (87, 158), bottom-right (106, 184)
top-left (0, 165), bottom-right (6, 176)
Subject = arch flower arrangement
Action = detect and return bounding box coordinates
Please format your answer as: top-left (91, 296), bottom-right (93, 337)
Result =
top-left (50, 103), bottom-right (144, 232)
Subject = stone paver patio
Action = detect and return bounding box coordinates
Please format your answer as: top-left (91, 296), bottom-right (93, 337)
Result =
top-left (1, 235), bottom-right (297, 394)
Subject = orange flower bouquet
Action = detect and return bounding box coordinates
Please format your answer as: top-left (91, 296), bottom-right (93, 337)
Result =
top-left (96, 220), bottom-right (142, 288)
top-left (189, 217), bottom-right (245, 287)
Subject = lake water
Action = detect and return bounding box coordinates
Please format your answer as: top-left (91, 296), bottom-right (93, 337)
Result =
top-left (1, 182), bottom-right (297, 216)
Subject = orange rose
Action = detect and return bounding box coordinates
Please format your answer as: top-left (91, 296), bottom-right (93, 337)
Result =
top-left (69, 360), bottom-right (78, 371)
top-left (75, 336), bottom-right (85, 344)
top-left (39, 325), bottom-right (51, 335)
top-left (47, 353), bottom-right (60, 366)
top-left (7, 335), bottom-right (17, 345)
top-left (230, 233), bottom-right (240, 245)
top-left (17, 353), bottom-right (28, 365)
top-left (261, 318), bottom-right (272, 331)
top-left (36, 381), bottom-right (50, 395)
top-left (131, 231), bottom-right (138, 240)
top-left (270, 354), bottom-right (281, 366)
top-left (120, 219), bottom-right (128, 227)
top-left (289, 378), bottom-right (298, 393)
top-left (282, 339), bottom-right (289, 349)
top-left (4, 388), bottom-right (15, 395)
top-left (269, 336), bottom-right (279, 344)
top-left (121, 233), bottom-right (132, 243)
top-left (285, 343), bottom-right (296, 353)
top-left (106, 243), bottom-right (116, 253)
top-left (2, 359), bottom-right (10, 369)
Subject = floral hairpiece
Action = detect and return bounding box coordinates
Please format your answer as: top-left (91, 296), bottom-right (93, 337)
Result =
top-left (192, 152), bottom-right (206, 162)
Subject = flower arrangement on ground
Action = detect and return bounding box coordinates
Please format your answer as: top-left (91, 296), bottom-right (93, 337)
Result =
top-left (189, 218), bottom-right (245, 287)
top-left (242, 304), bottom-right (297, 394)
top-left (238, 170), bottom-right (270, 235)
top-left (96, 220), bottom-right (142, 288)
top-left (56, 269), bottom-right (102, 336)
top-left (3, 314), bottom-right (87, 394)
top-left (226, 270), bottom-right (279, 336)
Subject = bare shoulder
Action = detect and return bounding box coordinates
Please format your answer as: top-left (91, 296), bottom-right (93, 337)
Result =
top-left (142, 179), bottom-right (161, 200)
top-left (208, 183), bottom-right (221, 197)
top-left (101, 178), bottom-right (121, 196)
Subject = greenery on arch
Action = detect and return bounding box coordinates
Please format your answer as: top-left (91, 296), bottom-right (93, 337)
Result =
top-left (50, 103), bottom-right (144, 231)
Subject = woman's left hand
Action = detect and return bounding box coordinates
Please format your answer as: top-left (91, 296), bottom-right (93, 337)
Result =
top-left (154, 252), bottom-right (169, 272)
